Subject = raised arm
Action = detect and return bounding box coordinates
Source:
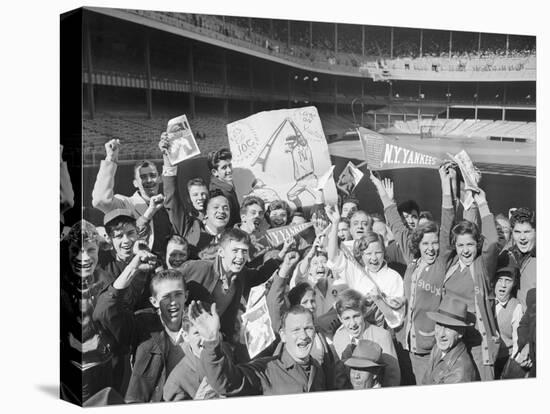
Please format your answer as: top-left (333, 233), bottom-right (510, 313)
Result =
top-left (92, 139), bottom-right (129, 213)
top-left (159, 133), bottom-right (192, 237)
top-left (473, 188), bottom-right (499, 279)
top-left (370, 173), bottom-right (414, 263)
top-left (292, 234), bottom-right (323, 288)
top-left (92, 250), bottom-right (156, 350)
top-left (136, 194), bottom-right (165, 241)
top-left (191, 301), bottom-right (264, 396)
top-left (242, 254), bottom-right (285, 291)
top-left (438, 163), bottom-right (457, 261)
top-left (265, 254), bottom-right (298, 333)
top-left (325, 204), bottom-right (341, 264)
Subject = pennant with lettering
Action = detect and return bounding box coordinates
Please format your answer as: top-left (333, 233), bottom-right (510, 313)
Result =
top-left (357, 127), bottom-right (443, 170)
top-left (265, 222), bottom-right (314, 247)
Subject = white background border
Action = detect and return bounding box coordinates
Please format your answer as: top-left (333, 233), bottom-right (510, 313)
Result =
top-left (1, 0), bottom-right (546, 412)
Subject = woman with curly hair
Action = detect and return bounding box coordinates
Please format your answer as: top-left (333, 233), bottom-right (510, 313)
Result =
top-left (265, 199), bottom-right (292, 228)
top-left (442, 186), bottom-right (500, 381)
top-left (369, 164), bottom-right (456, 385)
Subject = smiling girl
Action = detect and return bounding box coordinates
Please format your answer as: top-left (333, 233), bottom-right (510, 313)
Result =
top-left (369, 163), bottom-right (456, 384)
top-left (326, 206), bottom-right (405, 330)
top-left (442, 187), bottom-right (500, 381)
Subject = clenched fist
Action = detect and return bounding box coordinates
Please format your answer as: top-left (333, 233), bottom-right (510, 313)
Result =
top-left (105, 139), bottom-right (121, 163)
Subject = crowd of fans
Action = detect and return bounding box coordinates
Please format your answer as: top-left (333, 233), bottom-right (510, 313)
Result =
top-left (60, 120), bottom-right (536, 405)
top-left (129, 10), bottom-right (535, 75)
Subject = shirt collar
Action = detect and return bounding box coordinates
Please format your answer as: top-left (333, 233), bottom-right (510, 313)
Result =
top-left (458, 260), bottom-right (470, 271)
top-left (159, 313), bottom-right (184, 345)
top-left (435, 341), bottom-right (467, 366)
top-left (496, 297), bottom-right (510, 307)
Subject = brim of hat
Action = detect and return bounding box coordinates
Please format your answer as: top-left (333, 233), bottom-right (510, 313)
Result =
top-left (104, 214), bottom-right (135, 226)
top-left (426, 311), bottom-right (471, 327)
top-left (344, 358), bottom-right (383, 369)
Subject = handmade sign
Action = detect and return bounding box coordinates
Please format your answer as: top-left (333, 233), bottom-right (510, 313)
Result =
top-left (227, 107), bottom-right (337, 210)
top-left (357, 127), bottom-right (443, 170)
top-left (242, 293), bottom-right (276, 358)
top-left (166, 114), bottom-right (201, 165)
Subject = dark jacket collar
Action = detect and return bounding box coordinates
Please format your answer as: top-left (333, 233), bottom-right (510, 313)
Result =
top-left (210, 176), bottom-right (234, 193)
top-left (434, 341), bottom-right (468, 369)
top-left (149, 330), bottom-right (168, 355)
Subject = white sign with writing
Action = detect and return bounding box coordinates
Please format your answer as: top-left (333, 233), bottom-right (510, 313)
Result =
top-left (227, 107), bottom-right (337, 210)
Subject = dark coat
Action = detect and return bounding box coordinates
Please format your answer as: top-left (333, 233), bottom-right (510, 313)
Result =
top-left (443, 211), bottom-right (501, 366)
top-left (180, 256), bottom-right (281, 338)
top-left (517, 288), bottom-right (536, 376)
top-left (385, 202), bottom-right (454, 355)
top-left (200, 338), bottom-right (328, 396)
top-left (163, 170), bottom-right (205, 257)
top-left (422, 341), bottom-right (479, 385)
top-left (93, 282), bottom-right (212, 403)
top-left (265, 272), bottom-right (350, 391)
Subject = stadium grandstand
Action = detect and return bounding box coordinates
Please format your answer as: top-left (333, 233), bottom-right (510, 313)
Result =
top-left (79, 7), bottom-right (535, 169)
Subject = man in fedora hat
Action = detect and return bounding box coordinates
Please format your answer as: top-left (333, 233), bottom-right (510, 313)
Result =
top-left (343, 339), bottom-right (386, 389)
top-left (422, 296), bottom-right (478, 385)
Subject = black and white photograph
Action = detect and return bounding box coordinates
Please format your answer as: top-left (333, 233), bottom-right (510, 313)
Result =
top-left (58, 2), bottom-right (541, 407)
top-left (5, 1), bottom-right (547, 413)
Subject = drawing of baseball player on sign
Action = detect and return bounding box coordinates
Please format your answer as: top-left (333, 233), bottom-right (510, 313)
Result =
top-left (251, 118), bottom-right (318, 209)
top-left (283, 128), bottom-right (318, 209)
top-left (227, 106), bottom-right (338, 210)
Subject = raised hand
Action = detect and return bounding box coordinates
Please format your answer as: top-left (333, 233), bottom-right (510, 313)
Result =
top-left (278, 236), bottom-right (296, 258)
top-left (369, 170), bottom-right (382, 190)
top-left (149, 194), bottom-right (165, 213)
top-left (133, 246), bottom-right (158, 272)
top-left (113, 247), bottom-right (158, 290)
top-left (188, 301), bottom-right (220, 342)
top-left (473, 187), bottom-right (488, 206)
top-left (369, 171), bottom-right (392, 200)
top-left (280, 250), bottom-right (301, 278)
top-left (158, 132), bottom-right (170, 156)
top-left (105, 139), bottom-right (120, 163)
top-left (324, 204), bottom-right (341, 224)
top-left (312, 210), bottom-right (330, 236)
top-left (381, 178), bottom-right (394, 201)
